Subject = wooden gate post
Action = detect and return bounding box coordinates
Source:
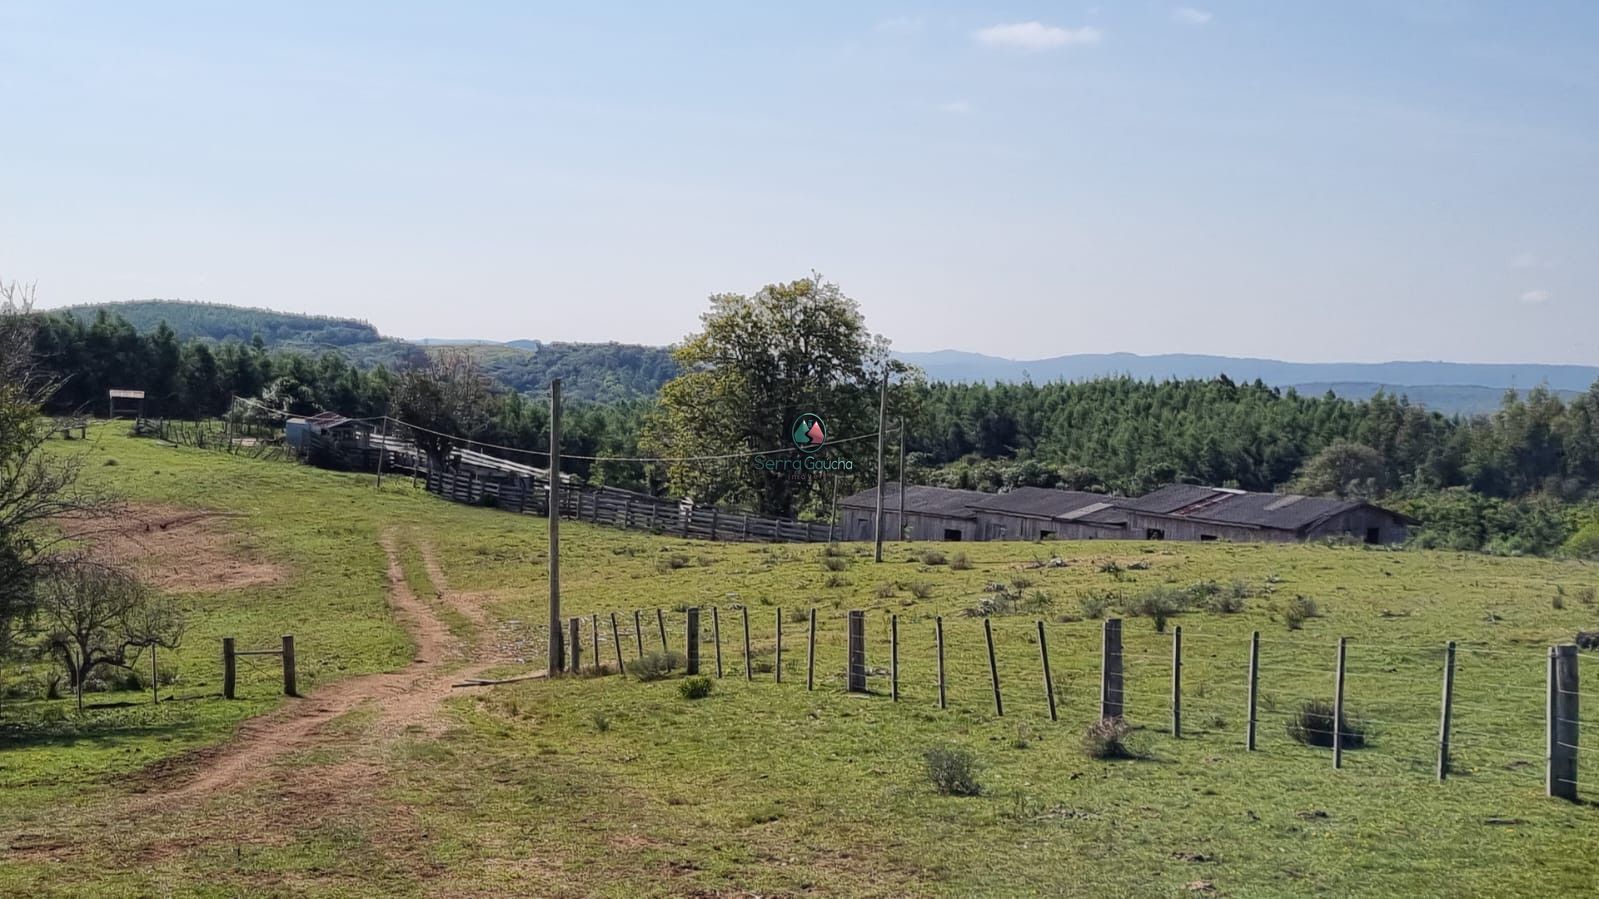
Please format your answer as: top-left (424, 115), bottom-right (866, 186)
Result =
top-left (1100, 618), bottom-right (1123, 720)
top-left (685, 608), bottom-right (701, 675)
top-left (223, 637), bottom-right (236, 700)
top-left (1437, 640), bottom-right (1456, 781)
top-left (742, 606), bottom-right (752, 680)
top-left (1038, 620), bottom-right (1057, 722)
top-left (847, 610), bottom-right (866, 693)
top-left (281, 634), bottom-right (297, 697)
top-left (712, 607), bottom-right (723, 678)
top-left (775, 608), bottom-right (783, 683)
top-left (569, 618), bottom-right (582, 674)
top-left (806, 608), bottom-right (818, 690)
top-left (1333, 636), bottom-right (1348, 769)
top-left (890, 614), bottom-right (900, 702)
top-left (984, 618), bottom-right (1003, 717)
top-left (611, 612), bottom-right (625, 676)
top-left (1171, 625), bottom-right (1183, 738)
top-left (935, 615), bottom-right (947, 710)
top-left (1548, 643), bottom-right (1579, 801)
top-left (633, 610), bottom-right (645, 658)
top-left (1246, 630), bottom-right (1260, 751)
top-left (591, 613), bottom-right (600, 673)
top-left (656, 608), bottom-right (669, 654)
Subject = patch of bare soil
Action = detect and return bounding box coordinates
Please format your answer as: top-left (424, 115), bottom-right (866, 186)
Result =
top-left (134, 529), bottom-right (490, 803)
top-left (61, 503), bottom-right (285, 593)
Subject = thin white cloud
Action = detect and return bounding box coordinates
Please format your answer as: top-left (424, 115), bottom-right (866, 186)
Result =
top-left (973, 22), bottom-right (1102, 51)
top-left (876, 16), bottom-right (924, 35)
top-left (938, 99), bottom-right (973, 114)
top-left (1172, 7), bottom-right (1213, 26)
top-left (1520, 289), bottom-right (1552, 304)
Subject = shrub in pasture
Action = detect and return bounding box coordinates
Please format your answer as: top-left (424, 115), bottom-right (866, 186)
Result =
top-left (1081, 717), bottom-right (1138, 760)
top-left (921, 550), bottom-right (947, 566)
top-left (624, 650), bottom-right (686, 681)
top-left (1284, 595), bottom-right (1321, 630)
top-left (923, 745), bottom-right (982, 796)
top-left (950, 552), bottom-right (973, 571)
top-left (824, 574), bottom-right (849, 589)
top-left (908, 581), bottom-right (935, 600)
top-left (822, 556), bottom-right (849, 572)
top-left (1287, 699), bottom-right (1366, 749)
top-left (874, 582), bottom-right (897, 599)
top-left (678, 675), bottom-right (714, 700)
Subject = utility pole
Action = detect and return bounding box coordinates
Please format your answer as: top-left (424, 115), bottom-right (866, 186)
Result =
top-left (873, 367), bottom-right (889, 563)
top-left (374, 410), bottom-right (388, 488)
top-left (547, 379), bottom-right (563, 676)
top-left (896, 417), bottom-right (906, 541)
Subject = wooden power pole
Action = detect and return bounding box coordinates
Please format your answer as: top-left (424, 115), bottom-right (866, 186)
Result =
top-left (873, 369), bottom-right (889, 563)
top-left (896, 417), bottom-right (906, 540)
top-left (547, 379), bottom-right (563, 676)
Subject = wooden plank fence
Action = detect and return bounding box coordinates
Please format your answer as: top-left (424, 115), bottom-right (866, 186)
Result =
top-left (424, 469), bottom-right (835, 543)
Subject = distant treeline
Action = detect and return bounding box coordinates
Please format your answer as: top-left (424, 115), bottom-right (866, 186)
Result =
top-left (56, 300), bottom-right (382, 347)
top-left (28, 308), bottom-right (1599, 557)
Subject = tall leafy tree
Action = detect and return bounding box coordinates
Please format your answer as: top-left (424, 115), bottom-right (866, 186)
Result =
top-left (646, 276), bottom-right (892, 517)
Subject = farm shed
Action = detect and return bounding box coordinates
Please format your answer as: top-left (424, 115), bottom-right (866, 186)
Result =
top-left (965, 487), bottom-right (1126, 541)
top-left (838, 483), bottom-right (985, 542)
top-left (1114, 485), bottom-right (1415, 545)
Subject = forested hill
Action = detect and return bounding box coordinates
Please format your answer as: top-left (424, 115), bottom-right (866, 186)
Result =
top-left (41, 300), bottom-right (676, 403)
top-left (57, 300), bottom-right (381, 347)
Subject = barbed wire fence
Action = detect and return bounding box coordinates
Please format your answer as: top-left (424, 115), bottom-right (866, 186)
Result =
top-left (525, 606), bottom-right (1585, 802)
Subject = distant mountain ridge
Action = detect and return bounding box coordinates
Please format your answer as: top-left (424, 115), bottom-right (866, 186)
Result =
top-left (45, 301), bottom-right (1598, 414)
top-left (894, 349), bottom-right (1599, 392)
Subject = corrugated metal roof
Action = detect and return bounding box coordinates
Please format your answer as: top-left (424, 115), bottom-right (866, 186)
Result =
top-left (1124, 488), bottom-right (1415, 531)
top-left (452, 447), bottom-right (576, 483)
top-left (838, 482), bottom-right (983, 519)
top-left (967, 487), bottom-right (1118, 519)
top-left (1115, 484), bottom-right (1225, 514)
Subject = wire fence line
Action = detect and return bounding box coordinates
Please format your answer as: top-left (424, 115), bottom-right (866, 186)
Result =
top-left (517, 604), bottom-right (1587, 803)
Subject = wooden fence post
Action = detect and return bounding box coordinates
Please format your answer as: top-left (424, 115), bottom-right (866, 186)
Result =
top-left (1548, 643), bottom-right (1579, 801)
top-left (847, 610), bottom-right (866, 693)
top-left (806, 608), bottom-right (818, 690)
top-left (890, 614), bottom-right (900, 702)
top-left (1333, 636), bottom-right (1348, 769)
top-left (985, 618), bottom-right (1003, 717)
top-left (742, 606), bottom-right (752, 680)
top-left (656, 608), bottom-right (669, 654)
top-left (1171, 625), bottom-right (1183, 738)
top-left (1100, 618), bottom-right (1123, 720)
top-left (1246, 631), bottom-right (1260, 751)
top-left (1437, 640), bottom-right (1456, 781)
top-left (281, 634), bottom-right (297, 697)
top-left (685, 608), bottom-right (700, 675)
top-left (591, 613), bottom-right (600, 673)
top-left (633, 610), bottom-right (645, 658)
top-left (1038, 620), bottom-right (1057, 722)
top-left (569, 618), bottom-right (582, 675)
top-left (222, 637), bottom-right (236, 700)
top-left (611, 612), bottom-right (625, 677)
top-left (935, 616), bottom-right (947, 710)
top-left (775, 609), bottom-right (783, 683)
top-left (712, 607), bottom-right (723, 678)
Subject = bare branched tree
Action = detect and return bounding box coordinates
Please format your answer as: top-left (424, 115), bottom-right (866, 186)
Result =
top-left (0, 277), bottom-right (122, 698)
top-left (37, 560), bottom-right (174, 712)
top-left (393, 348), bottom-right (493, 468)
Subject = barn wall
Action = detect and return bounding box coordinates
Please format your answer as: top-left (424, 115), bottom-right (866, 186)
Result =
top-left (1306, 509), bottom-right (1409, 545)
top-left (840, 507), bottom-right (976, 542)
top-left (1126, 513), bottom-right (1291, 544)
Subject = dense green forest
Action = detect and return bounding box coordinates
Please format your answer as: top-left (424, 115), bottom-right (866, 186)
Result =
top-left (26, 306), bottom-right (1599, 558)
top-left (44, 301), bottom-right (676, 402)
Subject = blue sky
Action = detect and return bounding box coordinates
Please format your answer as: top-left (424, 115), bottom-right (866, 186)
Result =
top-left (1, 2), bottom-right (1594, 363)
